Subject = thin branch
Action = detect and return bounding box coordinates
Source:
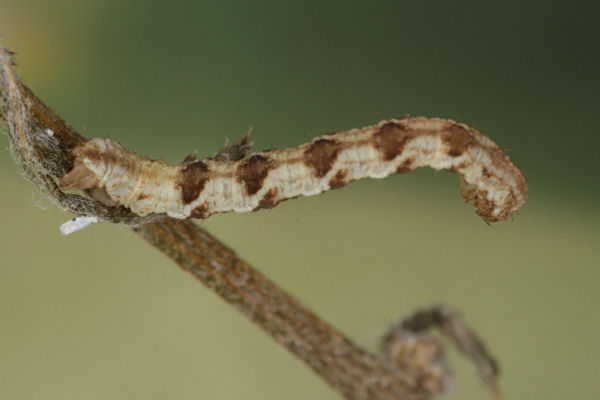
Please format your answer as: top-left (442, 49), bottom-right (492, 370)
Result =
top-left (1, 45), bottom-right (500, 400)
top-left (135, 218), bottom-right (424, 399)
top-left (384, 305), bottom-right (501, 397)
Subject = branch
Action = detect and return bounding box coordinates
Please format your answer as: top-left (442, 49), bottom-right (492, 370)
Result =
top-left (384, 305), bottom-right (501, 397)
top-left (1, 45), bottom-right (500, 400)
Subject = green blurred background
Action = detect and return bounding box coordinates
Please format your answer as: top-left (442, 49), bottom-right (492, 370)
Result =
top-left (1, 1), bottom-right (598, 399)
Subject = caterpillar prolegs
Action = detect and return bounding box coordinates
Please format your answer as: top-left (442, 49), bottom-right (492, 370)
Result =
top-left (60, 117), bottom-right (528, 222)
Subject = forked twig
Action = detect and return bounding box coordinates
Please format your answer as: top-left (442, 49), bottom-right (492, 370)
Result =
top-left (384, 305), bottom-right (501, 397)
top-left (1, 45), bottom-right (507, 399)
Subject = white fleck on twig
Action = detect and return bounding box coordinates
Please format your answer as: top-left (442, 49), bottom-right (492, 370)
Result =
top-left (60, 216), bottom-right (98, 235)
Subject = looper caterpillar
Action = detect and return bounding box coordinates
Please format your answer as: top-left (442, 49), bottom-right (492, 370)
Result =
top-left (60, 117), bottom-right (527, 222)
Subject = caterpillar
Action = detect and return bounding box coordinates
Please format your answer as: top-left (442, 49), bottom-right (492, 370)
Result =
top-left (59, 117), bottom-right (527, 222)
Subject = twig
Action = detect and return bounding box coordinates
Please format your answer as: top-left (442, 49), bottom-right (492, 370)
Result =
top-left (0, 49), bottom-right (159, 224)
top-left (384, 305), bottom-right (501, 397)
top-left (135, 218), bottom-right (424, 399)
top-left (1, 45), bottom-right (500, 400)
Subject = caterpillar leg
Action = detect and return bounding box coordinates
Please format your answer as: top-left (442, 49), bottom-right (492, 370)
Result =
top-left (181, 129), bottom-right (253, 164)
top-left (211, 128), bottom-right (253, 162)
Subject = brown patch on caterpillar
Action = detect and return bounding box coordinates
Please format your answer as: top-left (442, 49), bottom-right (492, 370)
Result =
top-left (446, 161), bottom-right (468, 173)
top-left (80, 146), bottom-right (120, 165)
top-left (136, 193), bottom-right (150, 201)
top-left (481, 167), bottom-right (491, 178)
top-left (328, 169), bottom-right (348, 189)
top-left (372, 122), bottom-right (413, 161)
top-left (303, 139), bottom-right (343, 177)
top-left (443, 124), bottom-right (474, 157)
top-left (458, 176), bottom-right (501, 221)
top-left (237, 154), bottom-right (277, 195)
top-left (178, 160), bottom-right (210, 204)
top-left (460, 177), bottom-right (478, 203)
top-left (396, 158), bottom-right (415, 174)
top-left (191, 201), bottom-right (210, 219)
top-left (255, 187), bottom-right (279, 210)
top-left (474, 194), bottom-right (496, 221)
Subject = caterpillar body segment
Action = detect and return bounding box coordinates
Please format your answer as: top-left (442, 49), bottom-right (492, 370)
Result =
top-left (60, 117), bottom-right (528, 222)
